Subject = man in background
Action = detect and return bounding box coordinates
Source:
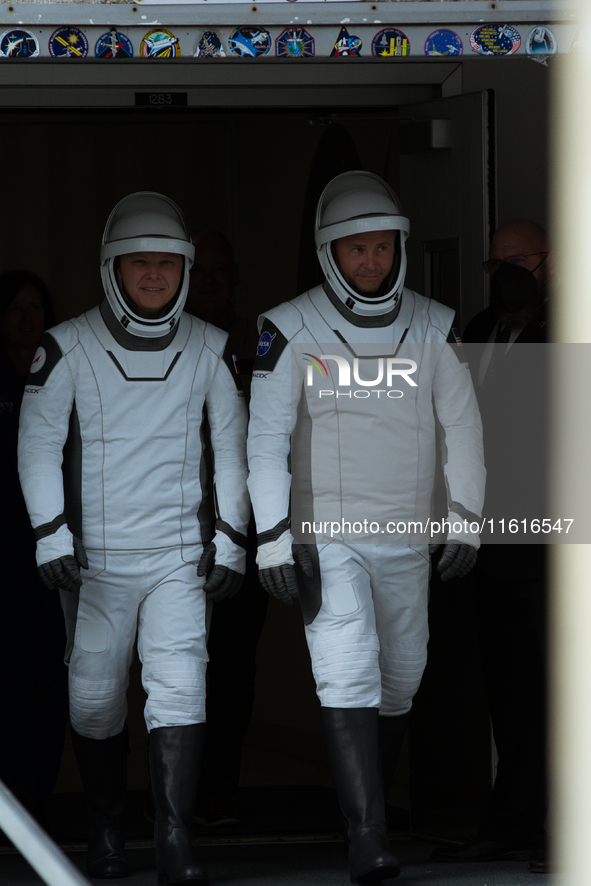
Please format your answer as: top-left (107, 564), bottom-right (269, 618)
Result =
top-left (187, 230), bottom-right (268, 826)
top-left (431, 219), bottom-right (553, 873)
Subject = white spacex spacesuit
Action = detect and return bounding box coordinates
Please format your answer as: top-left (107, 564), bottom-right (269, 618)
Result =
top-left (18, 193), bottom-right (249, 738)
top-left (247, 172), bottom-right (484, 715)
top-left (246, 172), bottom-right (485, 883)
top-left (17, 193), bottom-right (248, 884)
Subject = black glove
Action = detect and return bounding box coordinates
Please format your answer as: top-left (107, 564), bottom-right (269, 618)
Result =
top-left (38, 536), bottom-right (89, 592)
top-left (197, 542), bottom-right (243, 602)
top-left (258, 544), bottom-right (313, 606)
top-left (437, 543), bottom-right (478, 582)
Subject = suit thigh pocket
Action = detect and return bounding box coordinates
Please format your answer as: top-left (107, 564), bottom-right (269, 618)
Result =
top-left (325, 582), bottom-right (359, 616)
top-left (77, 621), bottom-right (109, 654)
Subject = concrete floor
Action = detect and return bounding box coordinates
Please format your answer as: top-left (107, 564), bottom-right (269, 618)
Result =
top-left (0, 836), bottom-right (564, 886)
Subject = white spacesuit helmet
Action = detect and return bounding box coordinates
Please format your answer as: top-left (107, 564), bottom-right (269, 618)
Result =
top-left (100, 192), bottom-right (195, 338)
top-left (315, 171), bottom-right (410, 318)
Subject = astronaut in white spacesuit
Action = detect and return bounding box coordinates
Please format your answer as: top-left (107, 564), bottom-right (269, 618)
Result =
top-left (247, 172), bottom-right (485, 883)
top-left (18, 193), bottom-right (249, 884)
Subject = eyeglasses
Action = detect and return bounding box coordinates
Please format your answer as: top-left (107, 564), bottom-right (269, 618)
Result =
top-left (482, 252), bottom-right (548, 275)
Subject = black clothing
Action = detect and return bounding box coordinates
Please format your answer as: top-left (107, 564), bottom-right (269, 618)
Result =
top-left (0, 348), bottom-right (68, 815)
top-left (198, 524), bottom-right (268, 807)
top-left (462, 305), bottom-right (548, 846)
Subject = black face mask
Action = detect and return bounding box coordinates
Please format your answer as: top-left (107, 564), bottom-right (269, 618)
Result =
top-left (489, 262), bottom-right (538, 314)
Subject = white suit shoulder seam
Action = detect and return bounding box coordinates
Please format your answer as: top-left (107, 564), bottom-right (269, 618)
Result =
top-left (46, 319), bottom-right (82, 357)
top-left (260, 299), bottom-right (310, 343)
top-left (201, 320), bottom-right (229, 357)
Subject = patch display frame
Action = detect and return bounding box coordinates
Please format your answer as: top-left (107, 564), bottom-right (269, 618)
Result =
top-left (0, 21), bottom-right (570, 60)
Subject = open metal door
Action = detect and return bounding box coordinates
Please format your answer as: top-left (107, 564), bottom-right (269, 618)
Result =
top-left (399, 91), bottom-right (494, 333)
top-left (399, 91), bottom-right (495, 837)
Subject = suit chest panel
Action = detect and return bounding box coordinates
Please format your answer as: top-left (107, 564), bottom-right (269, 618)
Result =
top-left (69, 330), bottom-right (212, 453)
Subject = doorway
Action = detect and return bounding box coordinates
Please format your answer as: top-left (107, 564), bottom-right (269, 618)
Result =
top-left (0, 67), bottom-right (493, 837)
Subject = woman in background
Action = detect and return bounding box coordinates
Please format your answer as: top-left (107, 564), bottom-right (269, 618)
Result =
top-left (0, 271), bottom-right (67, 828)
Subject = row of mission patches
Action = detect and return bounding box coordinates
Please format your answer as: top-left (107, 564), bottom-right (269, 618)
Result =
top-left (0, 24), bottom-right (559, 60)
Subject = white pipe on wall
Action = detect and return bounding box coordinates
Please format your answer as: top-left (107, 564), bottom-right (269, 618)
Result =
top-left (0, 781), bottom-right (90, 886)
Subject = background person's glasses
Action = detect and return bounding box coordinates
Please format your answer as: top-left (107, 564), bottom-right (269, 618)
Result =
top-left (482, 252), bottom-right (548, 275)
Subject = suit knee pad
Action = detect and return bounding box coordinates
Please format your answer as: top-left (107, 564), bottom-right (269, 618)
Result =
top-left (143, 656), bottom-right (207, 729)
top-left (69, 674), bottom-right (127, 739)
top-left (310, 633), bottom-right (381, 707)
top-left (379, 646), bottom-right (428, 716)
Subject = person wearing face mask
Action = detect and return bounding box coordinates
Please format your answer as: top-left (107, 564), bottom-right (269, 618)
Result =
top-left (468, 218), bottom-right (552, 349)
top-left (431, 219), bottom-right (553, 873)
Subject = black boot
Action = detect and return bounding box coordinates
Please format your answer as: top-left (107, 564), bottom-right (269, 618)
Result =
top-left (143, 732), bottom-right (156, 824)
top-left (321, 708), bottom-right (400, 884)
top-left (378, 713), bottom-right (410, 800)
top-left (70, 728), bottom-right (129, 879)
top-left (149, 725), bottom-right (208, 886)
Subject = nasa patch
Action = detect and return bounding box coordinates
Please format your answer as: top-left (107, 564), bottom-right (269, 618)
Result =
top-left (228, 28), bottom-right (271, 58)
top-left (257, 331), bottom-right (277, 357)
top-left (95, 29), bottom-right (133, 59)
top-left (194, 31), bottom-right (225, 58)
top-left (371, 28), bottom-right (410, 58)
top-left (331, 27), bottom-right (361, 57)
top-left (275, 28), bottom-right (315, 58)
top-left (140, 29), bottom-right (181, 59)
top-left (424, 29), bottom-right (463, 57)
top-left (526, 26), bottom-right (557, 59)
top-left (30, 346), bottom-right (46, 374)
top-left (470, 24), bottom-right (521, 56)
top-left (0, 29), bottom-right (39, 58)
top-left (49, 27), bottom-right (89, 58)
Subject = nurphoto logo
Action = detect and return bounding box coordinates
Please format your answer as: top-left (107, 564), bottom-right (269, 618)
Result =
top-left (302, 353), bottom-right (417, 399)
